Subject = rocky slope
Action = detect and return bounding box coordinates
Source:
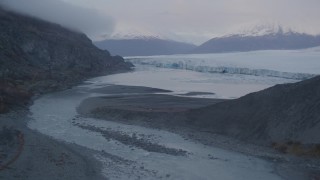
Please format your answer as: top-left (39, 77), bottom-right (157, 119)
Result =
top-left (94, 37), bottom-right (196, 56)
top-left (0, 7), bottom-right (132, 113)
top-left (188, 75), bottom-right (320, 145)
top-left (192, 30), bottom-right (320, 54)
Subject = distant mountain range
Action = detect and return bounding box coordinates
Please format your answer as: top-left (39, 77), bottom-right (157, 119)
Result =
top-left (94, 37), bottom-right (196, 56)
top-left (192, 29), bottom-right (320, 54)
top-left (95, 27), bottom-right (320, 56)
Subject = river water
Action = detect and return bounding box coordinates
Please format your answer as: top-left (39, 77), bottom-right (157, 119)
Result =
top-left (28, 66), bottom-right (284, 179)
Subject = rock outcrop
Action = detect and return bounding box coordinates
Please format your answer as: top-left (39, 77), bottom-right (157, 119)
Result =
top-left (188, 75), bottom-right (320, 145)
top-left (0, 7), bottom-right (133, 113)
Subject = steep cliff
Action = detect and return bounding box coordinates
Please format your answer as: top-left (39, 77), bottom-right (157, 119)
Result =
top-left (0, 7), bottom-right (133, 113)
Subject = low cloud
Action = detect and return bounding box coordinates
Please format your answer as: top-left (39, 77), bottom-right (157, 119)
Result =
top-left (2, 0), bottom-right (320, 43)
top-left (0, 0), bottom-right (115, 40)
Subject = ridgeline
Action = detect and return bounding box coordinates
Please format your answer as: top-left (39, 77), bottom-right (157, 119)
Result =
top-left (0, 7), bottom-right (133, 113)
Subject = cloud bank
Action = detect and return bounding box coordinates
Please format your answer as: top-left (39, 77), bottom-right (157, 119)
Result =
top-left (63, 0), bottom-right (320, 44)
top-left (0, 0), bottom-right (115, 40)
top-left (2, 0), bottom-right (320, 44)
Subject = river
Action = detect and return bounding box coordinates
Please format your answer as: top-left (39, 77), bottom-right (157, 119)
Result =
top-left (28, 66), bottom-right (284, 179)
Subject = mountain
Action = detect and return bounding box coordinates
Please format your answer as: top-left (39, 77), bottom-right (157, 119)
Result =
top-left (188, 75), bottom-right (320, 145)
top-left (0, 7), bottom-right (133, 113)
top-left (94, 37), bottom-right (196, 56)
top-left (192, 28), bottom-right (320, 54)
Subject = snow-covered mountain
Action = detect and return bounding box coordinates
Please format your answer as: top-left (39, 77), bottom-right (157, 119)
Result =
top-left (95, 32), bottom-right (196, 56)
top-left (95, 25), bottom-right (320, 56)
top-left (95, 37), bottom-right (196, 57)
top-left (234, 23), bottom-right (294, 37)
top-left (192, 26), bottom-right (320, 54)
top-left (107, 30), bottom-right (163, 40)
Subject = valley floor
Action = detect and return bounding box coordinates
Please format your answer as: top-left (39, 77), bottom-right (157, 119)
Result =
top-left (76, 85), bottom-right (320, 180)
top-left (0, 110), bottom-right (104, 180)
top-left (1, 84), bottom-right (318, 179)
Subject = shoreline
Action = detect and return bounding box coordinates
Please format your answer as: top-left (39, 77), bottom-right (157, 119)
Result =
top-left (77, 85), bottom-right (320, 180)
top-left (1, 82), bottom-right (319, 179)
top-left (0, 109), bottom-right (105, 180)
top-left (0, 73), bottom-right (129, 180)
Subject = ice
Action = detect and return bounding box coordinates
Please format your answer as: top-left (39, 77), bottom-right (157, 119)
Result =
top-left (127, 49), bottom-right (320, 80)
top-left (90, 65), bottom-right (296, 99)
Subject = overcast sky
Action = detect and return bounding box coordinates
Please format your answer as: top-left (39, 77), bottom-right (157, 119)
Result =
top-left (2, 0), bottom-right (320, 44)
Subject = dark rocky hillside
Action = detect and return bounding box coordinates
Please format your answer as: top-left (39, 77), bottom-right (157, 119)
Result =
top-left (94, 38), bottom-right (196, 56)
top-left (188, 75), bottom-right (320, 145)
top-left (192, 30), bottom-right (320, 53)
top-left (0, 7), bottom-right (132, 113)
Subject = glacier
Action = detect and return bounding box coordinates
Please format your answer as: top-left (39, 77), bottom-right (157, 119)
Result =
top-left (126, 48), bottom-right (320, 80)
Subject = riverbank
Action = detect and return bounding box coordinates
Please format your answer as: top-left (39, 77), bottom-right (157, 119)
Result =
top-left (0, 109), bottom-right (105, 180)
top-left (2, 82), bottom-right (319, 179)
top-left (25, 83), bottom-right (281, 179)
top-left (77, 85), bottom-right (320, 180)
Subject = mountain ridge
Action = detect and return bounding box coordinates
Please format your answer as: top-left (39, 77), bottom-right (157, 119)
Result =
top-left (192, 29), bottom-right (320, 54)
top-left (94, 37), bottom-right (196, 56)
top-left (0, 7), bottom-right (133, 113)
